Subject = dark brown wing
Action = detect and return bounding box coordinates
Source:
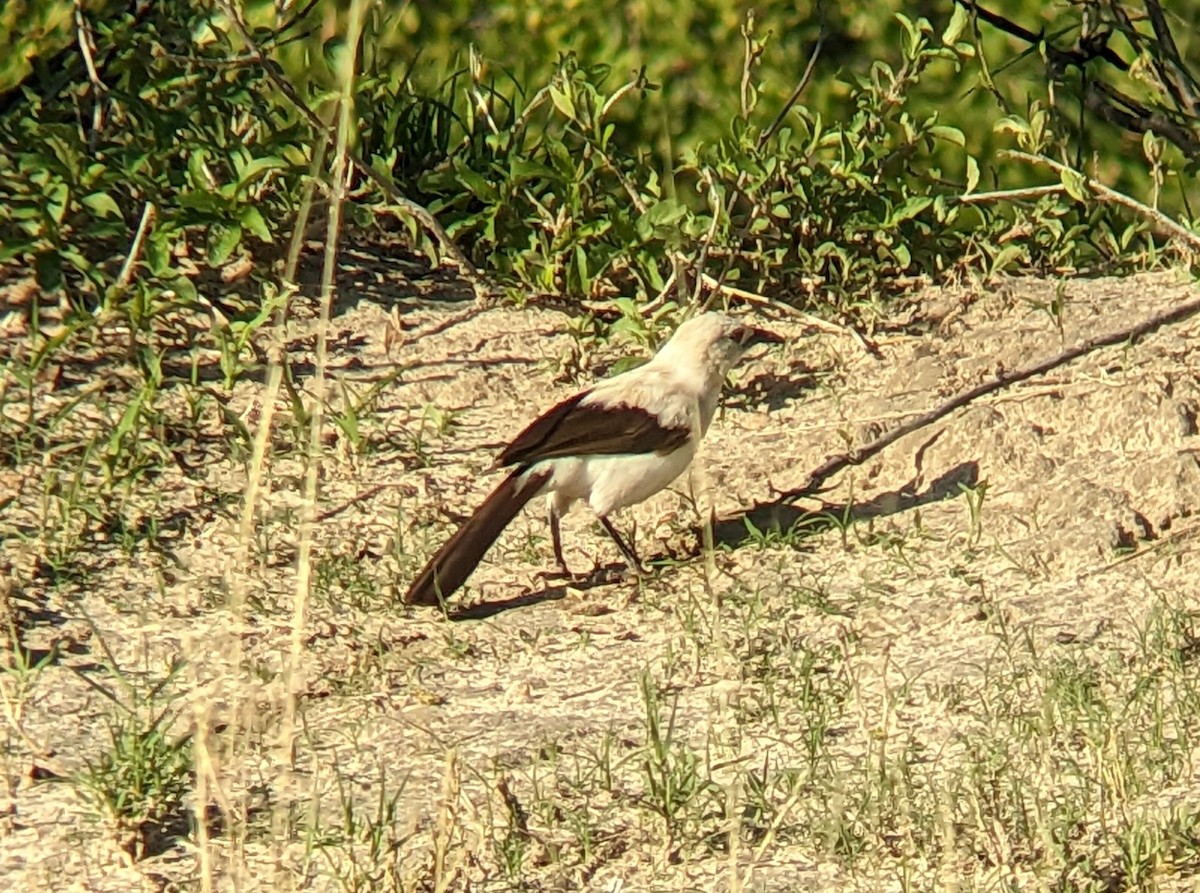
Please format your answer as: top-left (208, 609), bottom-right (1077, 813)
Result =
top-left (495, 391), bottom-right (691, 468)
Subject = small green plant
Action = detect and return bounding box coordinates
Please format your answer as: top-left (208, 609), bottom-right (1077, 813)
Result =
top-left (635, 670), bottom-right (722, 852)
top-left (304, 761), bottom-right (413, 892)
top-left (608, 297), bottom-right (680, 351)
top-left (958, 479), bottom-right (989, 547)
top-left (403, 403), bottom-right (460, 467)
top-left (493, 775), bottom-right (531, 884)
top-left (70, 654), bottom-right (193, 860)
top-left (738, 510), bottom-right (830, 551)
top-left (1023, 278), bottom-right (1068, 341)
top-left (0, 618), bottom-right (57, 732)
top-left (314, 551), bottom-right (379, 612)
top-left (329, 373), bottom-right (397, 456)
top-left (212, 289), bottom-right (286, 391)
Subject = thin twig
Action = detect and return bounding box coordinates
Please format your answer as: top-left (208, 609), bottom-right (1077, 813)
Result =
top-left (953, 0), bottom-right (1129, 71)
top-left (957, 184), bottom-right (1066, 205)
top-left (697, 30), bottom-right (825, 310)
top-left (281, 0), bottom-right (365, 772)
top-left (687, 171), bottom-right (724, 308)
top-left (641, 266), bottom-right (678, 315)
top-left (957, 0), bottom-right (1200, 158)
top-left (1142, 0), bottom-right (1198, 116)
top-left (1003, 150), bottom-right (1200, 252)
top-left (776, 288), bottom-right (1200, 503)
top-left (74, 0), bottom-right (106, 143)
top-left (739, 12), bottom-right (764, 122)
top-left (738, 780), bottom-right (808, 889)
top-left (115, 202), bottom-right (156, 288)
top-left (760, 29), bottom-right (826, 148)
top-left (1109, 2), bottom-right (1188, 118)
top-left (73, 0), bottom-right (106, 92)
top-left (693, 271), bottom-right (881, 357)
top-left (600, 66), bottom-right (649, 120)
top-left (1078, 518), bottom-right (1200, 579)
top-left (509, 77), bottom-right (565, 139)
top-left (233, 132), bottom-right (331, 618)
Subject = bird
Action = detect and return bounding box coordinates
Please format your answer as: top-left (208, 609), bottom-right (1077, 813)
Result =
top-left (403, 312), bottom-right (782, 606)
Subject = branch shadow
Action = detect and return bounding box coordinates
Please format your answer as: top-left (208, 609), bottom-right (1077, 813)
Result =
top-left (696, 460), bottom-right (982, 555)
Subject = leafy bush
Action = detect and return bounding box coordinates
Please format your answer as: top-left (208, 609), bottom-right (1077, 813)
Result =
top-left (0, 1), bottom-right (310, 308)
top-left (350, 12), bottom-right (1173, 320)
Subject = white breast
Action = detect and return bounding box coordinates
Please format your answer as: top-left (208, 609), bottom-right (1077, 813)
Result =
top-left (533, 438), bottom-right (697, 519)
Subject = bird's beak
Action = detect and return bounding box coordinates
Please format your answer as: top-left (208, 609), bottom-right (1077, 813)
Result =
top-left (734, 325), bottom-right (785, 349)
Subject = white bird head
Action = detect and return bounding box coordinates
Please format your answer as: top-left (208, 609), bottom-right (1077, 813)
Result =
top-left (656, 312), bottom-right (783, 384)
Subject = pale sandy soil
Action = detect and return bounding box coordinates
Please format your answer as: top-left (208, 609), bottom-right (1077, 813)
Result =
top-left (2, 267), bottom-right (1199, 891)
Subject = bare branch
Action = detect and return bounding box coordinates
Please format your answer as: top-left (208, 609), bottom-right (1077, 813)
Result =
top-left (778, 285), bottom-right (1200, 503)
top-left (1004, 150), bottom-right (1200, 252)
top-left (1142, 0), bottom-right (1199, 116)
top-left (955, 0), bottom-right (1130, 71)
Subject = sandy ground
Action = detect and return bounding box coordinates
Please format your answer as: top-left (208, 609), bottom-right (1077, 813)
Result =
top-left (2, 267), bottom-right (1200, 891)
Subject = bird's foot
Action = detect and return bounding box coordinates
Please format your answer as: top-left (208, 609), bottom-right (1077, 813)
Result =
top-left (534, 562), bottom-right (586, 587)
top-left (625, 558), bottom-right (650, 579)
top-left (587, 559), bottom-right (647, 585)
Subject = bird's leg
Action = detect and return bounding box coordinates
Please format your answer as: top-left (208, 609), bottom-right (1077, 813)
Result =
top-left (599, 516), bottom-right (647, 577)
top-left (549, 505), bottom-right (571, 576)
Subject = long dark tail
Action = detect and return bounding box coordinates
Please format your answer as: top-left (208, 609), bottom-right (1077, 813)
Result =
top-left (404, 468), bottom-right (551, 606)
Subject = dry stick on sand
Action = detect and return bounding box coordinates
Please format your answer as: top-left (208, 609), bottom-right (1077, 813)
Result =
top-left (776, 287), bottom-right (1200, 503)
top-left (1079, 517), bottom-right (1200, 579)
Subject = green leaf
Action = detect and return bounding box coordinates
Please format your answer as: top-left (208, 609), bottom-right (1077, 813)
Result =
top-left (166, 276), bottom-right (198, 305)
top-left (146, 231), bottom-right (172, 276)
top-left (941, 3), bottom-right (970, 45)
top-left (613, 297), bottom-right (640, 318)
top-left (208, 224), bottom-right (243, 266)
top-left (636, 198), bottom-right (688, 240)
top-left (452, 159), bottom-right (498, 202)
top-left (187, 149), bottom-right (210, 187)
top-left (235, 156), bottom-right (288, 194)
top-left (994, 116), bottom-right (1030, 139)
top-left (509, 157), bottom-right (562, 184)
top-left (178, 191), bottom-right (223, 213)
top-left (573, 245), bottom-right (589, 294)
top-left (549, 85), bottom-right (576, 121)
top-left (80, 192), bottom-right (123, 220)
top-left (990, 244), bottom-right (1024, 273)
top-left (239, 205), bottom-right (272, 242)
top-left (0, 238), bottom-right (34, 263)
top-left (60, 246), bottom-right (93, 277)
top-left (44, 181), bottom-right (69, 225)
top-left (1060, 168), bottom-right (1088, 203)
top-left (641, 199), bottom-right (687, 228)
top-left (608, 355), bottom-right (647, 375)
top-left (965, 156), bottom-right (980, 194)
top-left (929, 125), bottom-right (965, 147)
top-left (887, 196), bottom-right (933, 227)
